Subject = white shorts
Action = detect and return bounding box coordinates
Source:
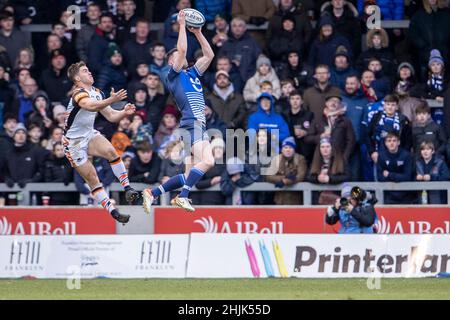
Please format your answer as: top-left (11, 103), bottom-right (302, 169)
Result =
top-left (62, 130), bottom-right (100, 167)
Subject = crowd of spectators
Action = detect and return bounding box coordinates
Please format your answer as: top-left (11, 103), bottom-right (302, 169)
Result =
top-left (0, 0), bottom-right (450, 206)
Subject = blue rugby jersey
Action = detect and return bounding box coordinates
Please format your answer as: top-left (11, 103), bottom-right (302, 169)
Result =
top-left (166, 64), bottom-right (206, 127)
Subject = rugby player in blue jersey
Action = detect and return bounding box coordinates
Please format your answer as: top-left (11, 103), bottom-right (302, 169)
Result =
top-left (142, 10), bottom-right (215, 213)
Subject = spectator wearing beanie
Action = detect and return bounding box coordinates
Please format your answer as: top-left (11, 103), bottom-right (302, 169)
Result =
top-left (268, 14), bottom-right (304, 65)
top-left (4, 123), bottom-right (45, 189)
top-left (39, 49), bottom-right (72, 104)
top-left (308, 13), bottom-right (353, 69)
top-left (191, 137), bottom-right (227, 205)
top-left (244, 55), bottom-right (281, 103)
top-left (266, 136), bottom-right (307, 205)
top-left (394, 62), bottom-right (424, 125)
top-left (267, 0), bottom-right (312, 50)
top-left (424, 49), bottom-right (447, 102)
top-left (26, 90), bottom-right (52, 134)
top-left (52, 104), bottom-right (67, 130)
top-left (219, 17), bottom-right (262, 82)
top-left (330, 46), bottom-right (356, 91)
top-left (96, 44), bottom-right (127, 95)
top-left (207, 69), bottom-right (247, 130)
top-left (356, 28), bottom-right (396, 78)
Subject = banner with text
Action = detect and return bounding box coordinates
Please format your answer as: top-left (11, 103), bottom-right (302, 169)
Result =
top-left (0, 235), bottom-right (189, 278)
top-left (0, 208), bottom-right (116, 235)
top-left (154, 207), bottom-right (450, 234)
top-left (186, 234), bottom-right (450, 278)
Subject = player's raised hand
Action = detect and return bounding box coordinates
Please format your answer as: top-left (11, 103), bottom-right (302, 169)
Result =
top-left (187, 26), bottom-right (201, 35)
top-left (177, 10), bottom-right (186, 26)
top-left (123, 103), bottom-right (136, 115)
top-left (110, 88), bottom-right (127, 102)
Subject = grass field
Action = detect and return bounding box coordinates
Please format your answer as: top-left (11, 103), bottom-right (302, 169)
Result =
top-left (0, 278), bottom-right (449, 300)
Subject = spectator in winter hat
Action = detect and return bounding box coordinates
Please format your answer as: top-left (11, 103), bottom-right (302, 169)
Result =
top-left (96, 44), bottom-right (127, 95)
top-left (266, 136), bottom-right (307, 205)
top-left (330, 45), bottom-right (356, 91)
top-left (243, 54), bottom-right (281, 103)
top-left (425, 49), bottom-right (447, 102)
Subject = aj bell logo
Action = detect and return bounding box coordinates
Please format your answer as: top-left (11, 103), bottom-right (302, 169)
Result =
top-left (136, 240), bottom-right (173, 271)
top-left (195, 216), bottom-right (283, 234)
top-left (375, 215), bottom-right (450, 234)
top-left (0, 216), bottom-right (12, 235)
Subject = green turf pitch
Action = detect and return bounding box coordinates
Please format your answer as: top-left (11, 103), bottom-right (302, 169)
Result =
top-left (0, 278), bottom-right (449, 300)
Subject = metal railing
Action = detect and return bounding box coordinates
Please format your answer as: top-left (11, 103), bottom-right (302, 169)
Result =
top-left (1, 181), bottom-right (449, 206)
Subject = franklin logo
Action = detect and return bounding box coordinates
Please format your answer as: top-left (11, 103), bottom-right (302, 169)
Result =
top-left (136, 240), bottom-right (173, 271)
top-left (6, 241), bottom-right (44, 272)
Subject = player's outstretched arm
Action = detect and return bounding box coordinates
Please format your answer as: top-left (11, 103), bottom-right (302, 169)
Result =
top-left (78, 88), bottom-right (127, 112)
top-left (189, 27), bottom-right (214, 75)
top-left (100, 103), bottom-right (136, 123)
top-left (173, 10), bottom-right (188, 72)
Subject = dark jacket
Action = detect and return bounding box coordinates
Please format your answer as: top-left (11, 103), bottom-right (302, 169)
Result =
top-left (122, 37), bottom-right (153, 74)
top-left (282, 107), bottom-right (314, 160)
top-left (307, 162), bottom-right (351, 184)
top-left (4, 142), bottom-right (45, 185)
top-left (146, 93), bottom-right (167, 133)
top-left (207, 90), bottom-right (247, 129)
top-left (277, 62), bottom-right (314, 93)
top-left (408, 7), bottom-right (450, 70)
top-left (192, 163), bottom-right (227, 205)
top-left (128, 154), bottom-right (161, 185)
top-left (305, 113), bottom-right (356, 162)
top-left (330, 65), bottom-right (356, 91)
top-left (415, 154), bottom-right (450, 204)
top-left (96, 62), bottom-right (127, 94)
top-left (268, 30), bottom-right (304, 64)
top-left (220, 163), bottom-right (260, 205)
top-left (377, 147), bottom-right (415, 204)
top-left (365, 111), bottom-right (412, 155)
top-left (206, 109), bottom-right (227, 139)
top-left (342, 89), bottom-right (369, 144)
top-left (412, 120), bottom-right (447, 155)
top-left (443, 88), bottom-right (450, 138)
top-left (219, 32), bottom-right (262, 81)
top-left (356, 48), bottom-right (396, 77)
top-left (44, 156), bottom-right (75, 205)
top-left (39, 68), bottom-right (72, 103)
top-left (308, 32), bottom-right (353, 68)
top-left (323, 4), bottom-right (362, 57)
top-left (87, 28), bottom-right (116, 76)
top-left (267, 5), bottom-right (312, 46)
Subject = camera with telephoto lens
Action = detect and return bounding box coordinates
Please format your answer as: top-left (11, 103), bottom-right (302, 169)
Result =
top-left (351, 186), bottom-right (378, 205)
top-left (339, 197), bottom-right (349, 209)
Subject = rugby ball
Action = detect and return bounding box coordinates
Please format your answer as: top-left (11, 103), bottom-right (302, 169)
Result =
top-left (182, 8), bottom-right (205, 28)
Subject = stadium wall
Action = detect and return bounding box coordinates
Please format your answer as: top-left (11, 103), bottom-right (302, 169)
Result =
top-left (1, 234), bottom-right (449, 279)
top-left (1, 206), bottom-right (450, 235)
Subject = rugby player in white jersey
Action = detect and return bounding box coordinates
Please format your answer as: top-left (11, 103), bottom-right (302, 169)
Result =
top-left (63, 61), bottom-right (139, 223)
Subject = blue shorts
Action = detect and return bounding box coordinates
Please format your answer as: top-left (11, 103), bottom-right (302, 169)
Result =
top-left (179, 121), bottom-right (209, 147)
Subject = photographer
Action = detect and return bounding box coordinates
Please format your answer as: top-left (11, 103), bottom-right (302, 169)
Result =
top-left (325, 185), bottom-right (378, 234)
